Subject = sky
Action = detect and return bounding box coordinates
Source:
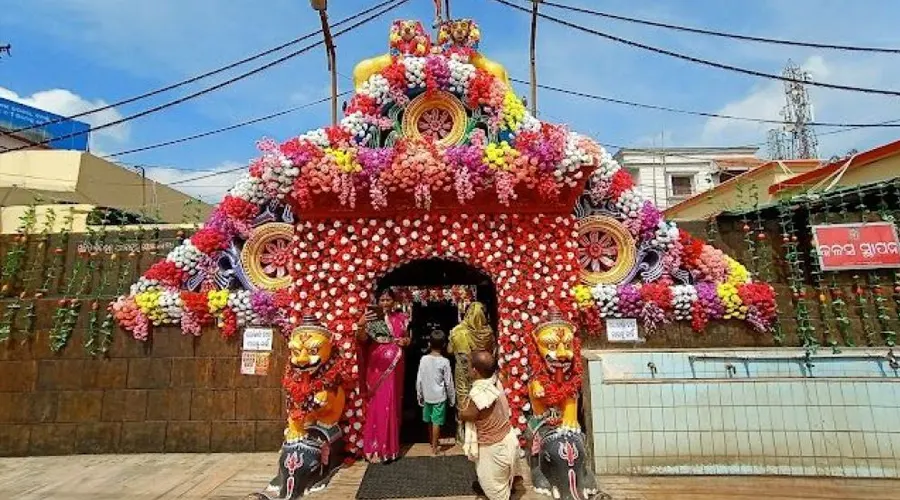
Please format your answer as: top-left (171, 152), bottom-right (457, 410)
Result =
top-left (2, 0), bottom-right (900, 203)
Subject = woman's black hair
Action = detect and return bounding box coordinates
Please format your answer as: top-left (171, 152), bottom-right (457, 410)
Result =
top-left (379, 288), bottom-right (397, 301)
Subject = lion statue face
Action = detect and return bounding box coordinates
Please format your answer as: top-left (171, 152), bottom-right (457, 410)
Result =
top-left (438, 19), bottom-right (481, 49)
top-left (394, 20), bottom-right (424, 42)
top-left (533, 322), bottom-right (575, 372)
top-left (288, 325), bottom-right (333, 372)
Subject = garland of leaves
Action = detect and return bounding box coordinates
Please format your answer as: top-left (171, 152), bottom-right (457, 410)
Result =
top-left (0, 205), bottom-right (38, 341)
top-left (20, 208), bottom-right (56, 339)
top-left (49, 227), bottom-right (94, 352)
top-left (778, 202), bottom-right (817, 348)
top-left (0, 204), bottom-right (37, 297)
top-left (857, 184), bottom-right (893, 346)
top-left (738, 183), bottom-right (760, 276)
top-left (825, 194), bottom-right (854, 347)
top-left (85, 224), bottom-right (112, 356)
top-left (98, 226), bottom-right (134, 350)
top-left (754, 203), bottom-right (784, 344)
top-left (809, 202), bottom-right (838, 351)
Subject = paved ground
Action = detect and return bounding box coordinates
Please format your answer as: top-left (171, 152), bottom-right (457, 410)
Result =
top-left (0, 448), bottom-right (898, 499)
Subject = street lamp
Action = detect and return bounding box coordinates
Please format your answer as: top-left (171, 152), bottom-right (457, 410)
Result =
top-left (310, 0), bottom-right (337, 126)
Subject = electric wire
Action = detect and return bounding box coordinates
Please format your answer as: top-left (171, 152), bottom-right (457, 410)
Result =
top-left (494, 0), bottom-right (900, 97)
top-left (0, 0), bottom-right (408, 153)
top-left (510, 78), bottom-right (900, 128)
top-left (103, 91), bottom-right (350, 158)
top-left (0, 0), bottom-right (400, 138)
top-left (540, 0), bottom-right (900, 54)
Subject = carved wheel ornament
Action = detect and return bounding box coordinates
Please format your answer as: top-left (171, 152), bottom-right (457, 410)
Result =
top-left (240, 222), bottom-right (294, 291)
top-left (402, 91), bottom-right (467, 147)
top-left (576, 215), bottom-right (636, 285)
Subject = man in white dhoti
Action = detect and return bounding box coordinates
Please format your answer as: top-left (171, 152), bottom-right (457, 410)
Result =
top-left (458, 351), bottom-right (519, 500)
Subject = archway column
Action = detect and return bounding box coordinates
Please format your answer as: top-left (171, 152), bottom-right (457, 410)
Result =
top-left (287, 212), bottom-right (582, 454)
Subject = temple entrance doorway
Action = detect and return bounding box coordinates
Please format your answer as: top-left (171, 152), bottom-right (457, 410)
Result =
top-left (376, 258), bottom-right (497, 445)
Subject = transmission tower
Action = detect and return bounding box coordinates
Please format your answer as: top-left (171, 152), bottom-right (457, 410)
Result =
top-left (766, 60), bottom-right (818, 160)
top-left (767, 129), bottom-right (788, 160)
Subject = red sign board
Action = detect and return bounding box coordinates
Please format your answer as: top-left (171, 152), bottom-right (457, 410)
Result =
top-left (812, 222), bottom-right (900, 271)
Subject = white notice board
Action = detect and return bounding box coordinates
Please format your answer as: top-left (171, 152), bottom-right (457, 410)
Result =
top-left (606, 318), bottom-right (639, 342)
top-left (242, 327), bottom-right (274, 351)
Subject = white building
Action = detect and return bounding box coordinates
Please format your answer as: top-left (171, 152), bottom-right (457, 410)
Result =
top-left (613, 146), bottom-right (762, 209)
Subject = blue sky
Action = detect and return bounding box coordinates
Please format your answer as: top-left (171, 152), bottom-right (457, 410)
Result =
top-left (3, 0), bottom-right (900, 202)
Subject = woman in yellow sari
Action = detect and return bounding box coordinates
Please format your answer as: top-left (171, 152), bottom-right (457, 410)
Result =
top-left (449, 301), bottom-right (495, 409)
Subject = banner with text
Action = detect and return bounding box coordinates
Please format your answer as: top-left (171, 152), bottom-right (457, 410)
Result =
top-left (812, 222), bottom-right (900, 271)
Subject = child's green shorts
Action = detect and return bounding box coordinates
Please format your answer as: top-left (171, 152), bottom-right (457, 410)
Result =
top-left (422, 401), bottom-right (447, 425)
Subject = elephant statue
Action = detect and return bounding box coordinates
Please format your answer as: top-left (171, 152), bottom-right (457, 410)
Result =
top-left (249, 425), bottom-right (345, 500)
top-left (525, 423), bottom-right (608, 500)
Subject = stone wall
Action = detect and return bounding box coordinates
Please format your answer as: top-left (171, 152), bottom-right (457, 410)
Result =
top-left (0, 313), bottom-right (286, 456)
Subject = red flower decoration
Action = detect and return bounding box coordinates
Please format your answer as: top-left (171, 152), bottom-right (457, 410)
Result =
top-left (190, 228), bottom-right (227, 254)
top-left (346, 95), bottom-right (379, 116)
top-left (144, 260), bottom-right (185, 287)
top-left (220, 307), bottom-right (238, 339)
top-left (324, 126), bottom-right (351, 148)
top-left (220, 195), bottom-right (259, 222)
top-left (640, 282), bottom-right (674, 312)
top-left (382, 60), bottom-right (407, 91)
top-left (680, 232), bottom-right (705, 270)
top-left (607, 169), bottom-right (635, 201)
top-left (181, 291), bottom-right (213, 325)
top-left (466, 69), bottom-right (496, 109)
top-left (690, 300), bottom-right (708, 333)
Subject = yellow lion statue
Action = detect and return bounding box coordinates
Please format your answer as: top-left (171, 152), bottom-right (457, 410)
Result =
top-left (283, 317), bottom-right (347, 442)
top-left (528, 313), bottom-right (582, 430)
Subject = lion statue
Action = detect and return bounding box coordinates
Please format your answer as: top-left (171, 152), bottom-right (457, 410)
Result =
top-left (525, 312), bottom-right (606, 500)
top-left (251, 316), bottom-right (348, 500)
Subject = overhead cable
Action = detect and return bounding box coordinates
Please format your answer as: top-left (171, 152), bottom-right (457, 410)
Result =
top-left (494, 0), bottom-right (900, 97)
top-left (104, 92), bottom-right (349, 158)
top-left (0, 0), bottom-right (400, 138)
top-left (0, 0), bottom-right (408, 153)
top-left (540, 1), bottom-right (900, 54)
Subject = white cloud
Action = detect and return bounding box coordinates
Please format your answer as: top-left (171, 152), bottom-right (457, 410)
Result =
top-left (145, 161), bottom-right (244, 203)
top-left (0, 86), bottom-right (130, 149)
top-left (698, 54), bottom-right (900, 157)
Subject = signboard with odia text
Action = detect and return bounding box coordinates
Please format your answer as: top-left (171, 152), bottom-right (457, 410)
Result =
top-left (0, 96), bottom-right (90, 151)
top-left (812, 222), bottom-right (900, 271)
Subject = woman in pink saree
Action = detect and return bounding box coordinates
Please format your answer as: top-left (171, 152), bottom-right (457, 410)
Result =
top-left (356, 289), bottom-right (410, 463)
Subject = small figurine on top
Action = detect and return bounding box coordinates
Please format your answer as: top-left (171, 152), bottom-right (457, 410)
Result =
top-left (389, 20), bottom-right (431, 57)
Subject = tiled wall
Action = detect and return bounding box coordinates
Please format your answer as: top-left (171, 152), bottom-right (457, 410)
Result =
top-left (583, 349), bottom-right (900, 478)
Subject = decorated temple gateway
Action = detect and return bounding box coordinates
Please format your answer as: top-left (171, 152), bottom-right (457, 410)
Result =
top-left (112, 17), bottom-right (776, 500)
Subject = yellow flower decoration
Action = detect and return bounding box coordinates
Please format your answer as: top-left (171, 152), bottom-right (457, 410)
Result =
top-left (717, 283), bottom-right (746, 320)
top-left (483, 141), bottom-right (519, 171)
top-left (135, 290), bottom-right (169, 325)
top-left (208, 289), bottom-right (229, 314)
top-left (725, 257), bottom-right (750, 287)
top-left (572, 285), bottom-right (594, 308)
top-left (326, 148), bottom-right (361, 175)
top-left (501, 91), bottom-right (526, 131)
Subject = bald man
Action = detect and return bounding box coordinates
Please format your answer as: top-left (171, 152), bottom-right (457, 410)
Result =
top-left (458, 351), bottom-right (519, 500)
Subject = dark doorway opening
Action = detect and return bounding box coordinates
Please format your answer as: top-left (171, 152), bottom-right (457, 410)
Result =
top-left (376, 258), bottom-right (497, 444)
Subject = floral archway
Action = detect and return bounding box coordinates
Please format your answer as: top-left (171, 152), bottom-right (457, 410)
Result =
top-left (286, 212), bottom-right (582, 452)
top-left (110, 17), bottom-right (776, 461)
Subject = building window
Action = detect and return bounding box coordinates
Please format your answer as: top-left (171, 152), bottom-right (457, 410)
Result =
top-left (670, 175), bottom-right (694, 198)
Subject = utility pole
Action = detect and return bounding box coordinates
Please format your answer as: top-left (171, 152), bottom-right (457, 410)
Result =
top-left (529, 0), bottom-right (540, 117)
top-left (310, 0), bottom-right (338, 126)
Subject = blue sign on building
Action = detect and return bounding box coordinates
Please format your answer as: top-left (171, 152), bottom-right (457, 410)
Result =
top-left (0, 96), bottom-right (90, 151)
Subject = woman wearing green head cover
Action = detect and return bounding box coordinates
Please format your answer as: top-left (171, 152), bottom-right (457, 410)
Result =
top-left (449, 301), bottom-right (494, 441)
